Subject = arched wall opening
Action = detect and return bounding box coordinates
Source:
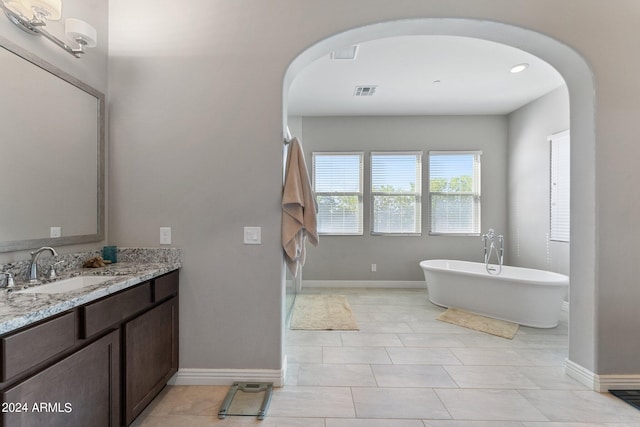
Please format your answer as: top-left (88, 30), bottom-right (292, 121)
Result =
top-left (282, 18), bottom-right (596, 381)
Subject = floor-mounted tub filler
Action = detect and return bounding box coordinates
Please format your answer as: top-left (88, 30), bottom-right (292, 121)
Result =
top-left (419, 259), bottom-right (569, 328)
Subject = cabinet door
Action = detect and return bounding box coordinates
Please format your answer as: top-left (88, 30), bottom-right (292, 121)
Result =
top-left (124, 297), bottom-right (178, 425)
top-left (2, 330), bottom-right (120, 427)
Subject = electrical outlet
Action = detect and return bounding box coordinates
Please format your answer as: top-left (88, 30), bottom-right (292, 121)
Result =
top-left (160, 227), bottom-right (172, 245)
top-left (50, 227), bottom-right (61, 238)
top-left (371, 263), bottom-right (377, 272)
top-left (244, 227), bottom-right (261, 244)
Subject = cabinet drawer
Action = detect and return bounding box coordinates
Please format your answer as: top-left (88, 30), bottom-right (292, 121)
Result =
top-left (152, 271), bottom-right (178, 302)
top-left (1, 312), bottom-right (75, 382)
top-left (81, 283), bottom-right (151, 338)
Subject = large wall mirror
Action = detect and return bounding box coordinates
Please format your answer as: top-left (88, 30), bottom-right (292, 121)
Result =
top-left (0, 36), bottom-right (105, 252)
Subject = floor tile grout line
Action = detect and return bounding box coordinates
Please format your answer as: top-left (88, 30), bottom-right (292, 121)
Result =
top-left (348, 386), bottom-right (358, 419)
top-left (514, 388), bottom-right (553, 422)
top-left (431, 387), bottom-right (456, 422)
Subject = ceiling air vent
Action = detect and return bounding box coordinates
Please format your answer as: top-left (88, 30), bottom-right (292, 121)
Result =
top-left (354, 86), bottom-right (377, 97)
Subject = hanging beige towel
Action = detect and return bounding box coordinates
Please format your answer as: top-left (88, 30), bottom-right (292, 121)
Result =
top-left (282, 138), bottom-right (318, 276)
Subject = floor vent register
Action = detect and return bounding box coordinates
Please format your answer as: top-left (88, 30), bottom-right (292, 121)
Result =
top-left (610, 389), bottom-right (640, 411)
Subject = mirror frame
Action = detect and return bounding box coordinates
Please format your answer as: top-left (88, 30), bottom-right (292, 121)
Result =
top-left (0, 35), bottom-right (105, 252)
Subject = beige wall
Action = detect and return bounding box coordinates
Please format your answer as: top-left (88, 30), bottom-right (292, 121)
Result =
top-left (508, 86), bottom-right (571, 275)
top-left (297, 115), bottom-right (508, 282)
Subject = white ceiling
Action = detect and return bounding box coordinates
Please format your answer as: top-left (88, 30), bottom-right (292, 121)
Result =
top-left (287, 35), bottom-right (565, 116)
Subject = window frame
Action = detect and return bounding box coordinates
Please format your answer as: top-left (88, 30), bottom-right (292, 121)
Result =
top-left (428, 150), bottom-right (482, 236)
top-left (549, 130), bottom-right (570, 243)
top-left (312, 151), bottom-right (364, 236)
top-left (370, 151), bottom-right (423, 236)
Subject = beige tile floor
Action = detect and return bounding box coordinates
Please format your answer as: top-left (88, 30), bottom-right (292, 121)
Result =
top-left (132, 288), bottom-right (640, 426)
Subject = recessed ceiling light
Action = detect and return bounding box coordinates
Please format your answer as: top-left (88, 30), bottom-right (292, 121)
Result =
top-left (510, 63), bottom-right (530, 73)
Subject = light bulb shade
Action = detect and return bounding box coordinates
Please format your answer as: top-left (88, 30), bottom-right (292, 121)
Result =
top-left (2, 0), bottom-right (33, 19)
top-left (29, 0), bottom-right (61, 20)
top-left (65, 18), bottom-right (97, 48)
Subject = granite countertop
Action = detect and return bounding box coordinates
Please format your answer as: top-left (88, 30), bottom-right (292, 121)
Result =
top-left (0, 261), bottom-right (181, 335)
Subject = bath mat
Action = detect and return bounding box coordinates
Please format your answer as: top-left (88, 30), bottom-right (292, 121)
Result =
top-left (290, 294), bottom-right (359, 330)
top-left (610, 390), bottom-right (640, 411)
top-left (436, 307), bottom-right (519, 339)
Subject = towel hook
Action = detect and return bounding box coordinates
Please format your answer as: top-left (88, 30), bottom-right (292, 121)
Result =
top-left (284, 126), bottom-right (293, 144)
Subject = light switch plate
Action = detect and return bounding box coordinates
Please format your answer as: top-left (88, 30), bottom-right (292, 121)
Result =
top-left (244, 227), bottom-right (261, 244)
top-left (160, 227), bottom-right (172, 245)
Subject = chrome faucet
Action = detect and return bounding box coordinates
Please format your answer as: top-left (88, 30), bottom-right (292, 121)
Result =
top-left (482, 229), bottom-right (504, 275)
top-left (0, 272), bottom-right (15, 289)
top-left (28, 247), bottom-right (59, 284)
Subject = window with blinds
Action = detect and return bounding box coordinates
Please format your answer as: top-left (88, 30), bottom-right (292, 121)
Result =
top-left (550, 130), bottom-right (570, 242)
top-left (428, 151), bottom-right (482, 235)
top-left (371, 152), bottom-right (422, 235)
top-left (312, 152), bottom-right (364, 235)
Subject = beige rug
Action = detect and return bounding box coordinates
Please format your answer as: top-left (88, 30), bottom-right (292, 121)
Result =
top-left (290, 295), bottom-right (359, 330)
top-left (436, 307), bottom-right (519, 339)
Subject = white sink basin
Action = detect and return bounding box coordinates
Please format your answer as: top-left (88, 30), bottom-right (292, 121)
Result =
top-left (14, 276), bottom-right (119, 294)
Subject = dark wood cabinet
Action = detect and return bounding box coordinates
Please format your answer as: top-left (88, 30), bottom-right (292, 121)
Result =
top-left (0, 269), bottom-right (179, 427)
top-left (124, 297), bottom-right (178, 425)
top-left (1, 330), bottom-right (120, 427)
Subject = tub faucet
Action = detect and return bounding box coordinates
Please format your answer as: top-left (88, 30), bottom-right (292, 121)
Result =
top-left (482, 229), bottom-right (504, 275)
top-left (28, 247), bottom-right (59, 284)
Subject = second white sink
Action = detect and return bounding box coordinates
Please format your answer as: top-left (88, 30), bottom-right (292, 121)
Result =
top-left (15, 276), bottom-right (119, 294)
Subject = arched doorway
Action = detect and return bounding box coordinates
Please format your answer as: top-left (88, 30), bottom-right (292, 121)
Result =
top-left (283, 17), bottom-right (596, 383)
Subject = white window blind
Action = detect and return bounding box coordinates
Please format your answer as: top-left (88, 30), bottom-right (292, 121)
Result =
top-left (429, 151), bottom-right (482, 235)
top-left (312, 152), bottom-right (364, 235)
top-left (550, 130), bottom-right (570, 242)
top-left (371, 152), bottom-right (422, 235)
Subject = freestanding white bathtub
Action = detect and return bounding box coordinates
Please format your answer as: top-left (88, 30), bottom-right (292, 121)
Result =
top-left (419, 259), bottom-right (569, 328)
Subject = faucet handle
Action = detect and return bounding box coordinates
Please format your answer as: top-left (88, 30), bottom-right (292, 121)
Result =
top-left (1, 272), bottom-right (15, 289)
top-left (49, 261), bottom-right (65, 279)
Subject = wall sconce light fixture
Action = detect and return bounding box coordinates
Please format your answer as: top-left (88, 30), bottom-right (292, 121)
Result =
top-left (0, 0), bottom-right (96, 58)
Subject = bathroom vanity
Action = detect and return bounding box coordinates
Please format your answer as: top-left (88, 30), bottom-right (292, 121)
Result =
top-left (0, 253), bottom-right (181, 427)
top-left (0, 34), bottom-right (180, 426)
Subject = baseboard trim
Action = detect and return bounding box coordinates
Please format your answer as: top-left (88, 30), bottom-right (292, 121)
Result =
top-left (302, 280), bottom-right (426, 289)
top-left (168, 368), bottom-right (285, 387)
top-left (596, 374), bottom-right (640, 392)
top-left (566, 359), bottom-right (640, 392)
top-left (566, 359), bottom-right (596, 390)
